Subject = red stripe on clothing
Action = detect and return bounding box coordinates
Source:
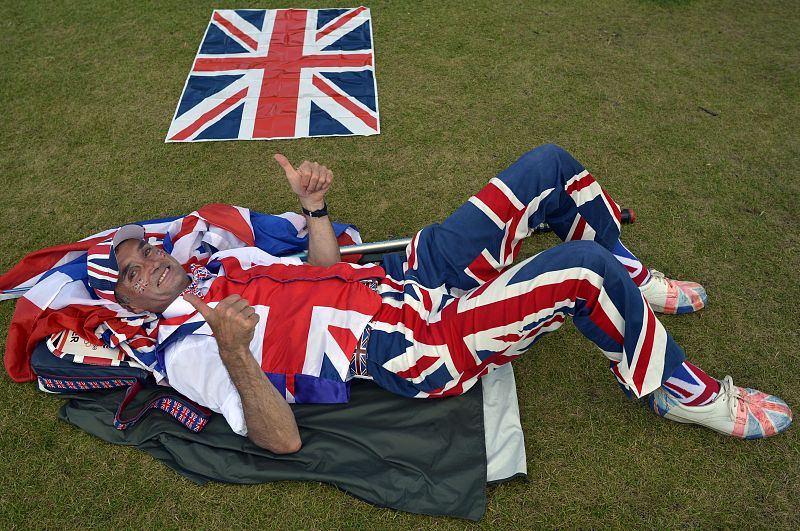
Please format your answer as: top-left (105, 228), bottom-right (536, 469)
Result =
top-left (609, 360), bottom-right (624, 382)
top-left (197, 204), bottom-right (256, 246)
top-left (407, 234), bottom-right (418, 270)
top-left (601, 188), bottom-right (622, 222)
top-left (465, 253), bottom-right (500, 284)
top-left (631, 267), bottom-right (650, 286)
top-left (380, 276), bottom-right (404, 291)
top-left (663, 381), bottom-right (691, 398)
top-left (86, 265), bottom-right (117, 281)
top-left (159, 311), bottom-right (198, 328)
top-left (170, 215), bottom-right (201, 244)
top-left (631, 308), bottom-right (657, 394)
top-left (473, 182), bottom-right (521, 224)
top-left (394, 355), bottom-right (439, 380)
top-left (571, 217), bottom-right (586, 240)
top-left (588, 302), bottom-right (624, 346)
top-left (420, 288), bottom-right (433, 313)
top-left (565, 173), bottom-right (596, 195)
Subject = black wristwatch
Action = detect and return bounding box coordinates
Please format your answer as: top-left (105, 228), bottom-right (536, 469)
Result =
top-left (302, 202), bottom-right (329, 218)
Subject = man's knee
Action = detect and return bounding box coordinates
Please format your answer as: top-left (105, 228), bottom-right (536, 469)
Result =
top-left (509, 144), bottom-right (582, 186)
top-left (518, 143), bottom-right (572, 167)
top-left (547, 240), bottom-right (617, 269)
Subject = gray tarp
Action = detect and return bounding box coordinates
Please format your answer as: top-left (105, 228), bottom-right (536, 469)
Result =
top-left (59, 378), bottom-right (492, 520)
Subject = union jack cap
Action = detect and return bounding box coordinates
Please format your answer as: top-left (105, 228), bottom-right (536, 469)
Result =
top-left (86, 224), bottom-right (145, 303)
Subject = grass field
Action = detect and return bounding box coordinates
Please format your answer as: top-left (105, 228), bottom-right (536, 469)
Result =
top-left (1, 0), bottom-right (798, 528)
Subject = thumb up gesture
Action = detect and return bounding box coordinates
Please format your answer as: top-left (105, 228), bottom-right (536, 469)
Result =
top-left (274, 154), bottom-right (333, 211)
top-left (184, 293), bottom-right (259, 356)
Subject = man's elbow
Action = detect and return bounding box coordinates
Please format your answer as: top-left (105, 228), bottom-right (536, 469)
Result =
top-left (250, 434), bottom-right (302, 454)
top-left (273, 436), bottom-right (302, 455)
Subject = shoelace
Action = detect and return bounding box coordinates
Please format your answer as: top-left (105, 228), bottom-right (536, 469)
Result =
top-left (719, 375), bottom-right (739, 421)
top-left (647, 269), bottom-right (672, 288)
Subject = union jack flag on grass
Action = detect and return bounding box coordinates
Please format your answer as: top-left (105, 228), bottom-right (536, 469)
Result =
top-left (166, 7), bottom-right (380, 142)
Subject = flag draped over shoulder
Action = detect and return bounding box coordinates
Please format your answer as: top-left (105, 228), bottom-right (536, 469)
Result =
top-left (166, 7), bottom-right (380, 142)
top-left (0, 204), bottom-right (362, 382)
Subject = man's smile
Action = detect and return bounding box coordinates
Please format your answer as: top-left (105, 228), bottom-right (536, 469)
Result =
top-left (157, 266), bottom-right (170, 287)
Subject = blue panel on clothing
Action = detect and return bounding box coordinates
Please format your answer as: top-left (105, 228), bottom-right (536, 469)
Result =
top-left (437, 294), bottom-right (454, 313)
top-left (176, 75), bottom-right (244, 118)
top-left (404, 284), bottom-right (422, 303)
top-left (322, 20), bottom-right (371, 51)
top-left (40, 255), bottom-right (92, 283)
top-left (318, 71), bottom-right (377, 111)
top-left (412, 363), bottom-right (456, 393)
top-left (521, 304), bottom-right (574, 332)
top-left (195, 102), bottom-right (244, 140)
top-left (309, 102), bottom-right (353, 136)
top-left (199, 23), bottom-right (249, 55)
top-left (364, 330), bottom-right (419, 398)
top-left (235, 9), bottom-right (265, 30)
top-left (319, 353), bottom-right (346, 382)
top-left (380, 292), bottom-right (404, 303)
top-left (665, 361), bottom-right (693, 383)
top-left (293, 374), bottom-right (351, 403)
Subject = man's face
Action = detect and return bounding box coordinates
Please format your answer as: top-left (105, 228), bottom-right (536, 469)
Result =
top-left (114, 239), bottom-right (191, 313)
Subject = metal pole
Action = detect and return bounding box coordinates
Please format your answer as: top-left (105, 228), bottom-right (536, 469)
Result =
top-left (288, 237), bottom-right (412, 261)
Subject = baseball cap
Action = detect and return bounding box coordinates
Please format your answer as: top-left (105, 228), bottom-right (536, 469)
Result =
top-left (86, 224), bottom-right (145, 303)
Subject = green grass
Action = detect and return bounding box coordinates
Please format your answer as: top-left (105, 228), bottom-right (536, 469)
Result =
top-left (1, 0), bottom-right (799, 527)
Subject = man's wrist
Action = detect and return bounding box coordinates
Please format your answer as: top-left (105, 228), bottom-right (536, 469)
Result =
top-left (301, 201), bottom-right (329, 218)
top-left (299, 198), bottom-right (325, 211)
top-left (219, 345), bottom-right (252, 362)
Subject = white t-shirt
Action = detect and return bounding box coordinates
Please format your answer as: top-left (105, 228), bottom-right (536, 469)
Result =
top-left (161, 248), bottom-right (304, 436)
top-left (165, 334), bottom-right (250, 435)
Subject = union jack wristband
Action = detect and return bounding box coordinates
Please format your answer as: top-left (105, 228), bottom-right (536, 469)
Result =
top-left (302, 202), bottom-right (329, 217)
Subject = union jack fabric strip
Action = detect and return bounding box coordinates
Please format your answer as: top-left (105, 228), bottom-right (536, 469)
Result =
top-left (166, 7), bottom-right (380, 142)
top-left (113, 381), bottom-right (212, 432)
top-left (38, 375), bottom-right (139, 393)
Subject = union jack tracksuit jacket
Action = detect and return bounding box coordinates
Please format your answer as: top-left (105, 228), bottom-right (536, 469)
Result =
top-left (162, 144), bottom-right (685, 402)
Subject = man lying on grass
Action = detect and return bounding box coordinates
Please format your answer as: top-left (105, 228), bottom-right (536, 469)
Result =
top-left (86, 144), bottom-right (791, 453)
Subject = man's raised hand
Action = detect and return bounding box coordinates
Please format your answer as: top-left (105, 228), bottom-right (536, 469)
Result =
top-left (274, 154), bottom-right (333, 210)
top-left (184, 293), bottom-right (258, 356)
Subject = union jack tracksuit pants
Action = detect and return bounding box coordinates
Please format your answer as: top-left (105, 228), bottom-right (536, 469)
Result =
top-left (365, 144), bottom-right (685, 399)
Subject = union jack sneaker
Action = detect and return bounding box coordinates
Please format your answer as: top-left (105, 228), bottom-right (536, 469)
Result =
top-left (639, 269), bottom-right (707, 314)
top-left (649, 376), bottom-right (793, 439)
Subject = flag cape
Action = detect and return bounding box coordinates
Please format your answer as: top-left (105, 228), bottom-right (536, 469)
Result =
top-left (0, 204), bottom-right (362, 382)
top-left (166, 7), bottom-right (380, 142)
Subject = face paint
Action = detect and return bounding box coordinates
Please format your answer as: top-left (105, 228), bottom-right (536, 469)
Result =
top-left (133, 279), bottom-right (148, 294)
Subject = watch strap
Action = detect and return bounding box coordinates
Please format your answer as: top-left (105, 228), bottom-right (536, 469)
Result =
top-left (301, 202), bottom-right (329, 218)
